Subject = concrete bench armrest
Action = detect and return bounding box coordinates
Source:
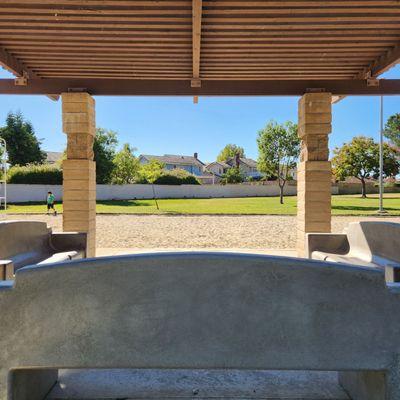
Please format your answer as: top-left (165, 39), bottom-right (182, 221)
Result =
top-left (306, 233), bottom-right (349, 259)
top-left (0, 259), bottom-right (14, 280)
top-left (50, 232), bottom-right (87, 254)
top-left (386, 264), bottom-right (400, 283)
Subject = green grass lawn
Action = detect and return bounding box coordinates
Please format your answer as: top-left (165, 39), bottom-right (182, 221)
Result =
top-left (1, 194), bottom-right (400, 216)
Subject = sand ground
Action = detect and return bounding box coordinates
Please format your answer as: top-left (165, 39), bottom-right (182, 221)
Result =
top-left (2, 214), bottom-right (398, 250)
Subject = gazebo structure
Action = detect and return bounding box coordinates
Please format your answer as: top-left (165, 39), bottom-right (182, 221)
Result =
top-left (0, 1), bottom-right (400, 257)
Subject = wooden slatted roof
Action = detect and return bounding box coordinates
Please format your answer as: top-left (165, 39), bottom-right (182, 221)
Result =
top-left (0, 0), bottom-right (399, 95)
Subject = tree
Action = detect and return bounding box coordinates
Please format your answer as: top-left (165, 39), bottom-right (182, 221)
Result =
top-left (217, 144), bottom-right (245, 162)
top-left (0, 111), bottom-right (45, 166)
top-left (94, 127), bottom-right (118, 184)
top-left (136, 159), bottom-right (164, 183)
top-left (257, 120), bottom-right (300, 204)
top-left (332, 136), bottom-right (399, 198)
top-left (111, 144), bottom-right (139, 184)
top-left (221, 167), bottom-right (244, 184)
top-left (384, 113), bottom-right (400, 148)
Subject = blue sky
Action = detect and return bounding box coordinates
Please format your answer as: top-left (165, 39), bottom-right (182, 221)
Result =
top-left (0, 66), bottom-right (399, 164)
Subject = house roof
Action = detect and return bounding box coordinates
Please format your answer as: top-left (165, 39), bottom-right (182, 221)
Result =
top-left (240, 158), bottom-right (258, 168)
top-left (226, 157), bottom-right (258, 169)
top-left (140, 154), bottom-right (204, 166)
top-left (206, 161), bottom-right (230, 169)
top-left (45, 151), bottom-right (63, 164)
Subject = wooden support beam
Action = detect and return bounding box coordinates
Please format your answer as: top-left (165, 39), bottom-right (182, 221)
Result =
top-left (0, 46), bottom-right (59, 101)
top-left (1, 78), bottom-right (400, 96)
top-left (358, 41), bottom-right (400, 78)
top-left (192, 0), bottom-right (202, 81)
top-left (192, 0), bottom-right (202, 103)
top-left (331, 95), bottom-right (346, 104)
top-left (0, 46), bottom-right (35, 78)
top-left (371, 43), bottom-right (400, 77)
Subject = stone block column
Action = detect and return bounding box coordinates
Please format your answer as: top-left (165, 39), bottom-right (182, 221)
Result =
top-left (62, 92), bottom-right (96, 257)
top-left (297, 92), bottom-right (332, 257)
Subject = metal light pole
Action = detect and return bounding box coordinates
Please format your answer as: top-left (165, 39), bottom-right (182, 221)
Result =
top-left (0, 137), bottom-right (6, 211)
top-left (378, 95), bottom-right (387, 215)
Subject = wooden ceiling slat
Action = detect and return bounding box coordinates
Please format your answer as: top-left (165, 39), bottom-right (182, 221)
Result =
top-left (2, 21), bottom-right (400, 30)
top-left (1, 34), bottom-right (399, 42)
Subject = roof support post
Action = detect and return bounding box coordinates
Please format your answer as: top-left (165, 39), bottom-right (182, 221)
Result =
top-left (297, 92), bottom-right (332, 257)
top-left (62, 92), bottom-right (96, 257)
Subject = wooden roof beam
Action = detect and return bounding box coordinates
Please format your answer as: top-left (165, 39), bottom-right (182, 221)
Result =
top-left (192, 0), bottom-right (202, 103)
top-left (357, 41), bottom-right (400, 79)
top-left (370, 42), bottom-right (400, 77)
top-left (1, 78), bottom-right (400, 96)
top-left (0, 46), bottom-right (59, 101)
top-left (0, 46), bottom-right (33, 79)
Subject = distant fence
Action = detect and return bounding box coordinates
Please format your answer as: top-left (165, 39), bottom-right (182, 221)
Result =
top-left (7, 182), bottom-right (400, 203)
top-left (7, 183), bottom-right (298, 203)
top-left (336, 181), bottom-right (400, 195)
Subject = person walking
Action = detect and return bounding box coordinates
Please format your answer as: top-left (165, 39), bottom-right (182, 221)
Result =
top-left (46, 191), bottom-right (57, 216)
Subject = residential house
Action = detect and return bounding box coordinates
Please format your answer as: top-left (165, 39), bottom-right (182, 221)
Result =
top-left (45, 151), bottom-right (63, 165)
top-left (205, 161), bottom-right (231, 177)
top-left (225, 156), bottom-right (261, 178)
top-left (138, 153), bottom-right (205, 176)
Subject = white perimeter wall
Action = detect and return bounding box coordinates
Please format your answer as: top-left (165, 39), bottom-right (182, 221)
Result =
top-left (6, 183), bottom-right (339, 203)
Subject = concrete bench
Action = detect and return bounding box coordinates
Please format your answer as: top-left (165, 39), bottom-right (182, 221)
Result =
top-left (0, 252), bottom-right (399, 399)
top-left (307, 221), bottom-right (400, 269)
top-left (0, 220), bottom-right (87, 279)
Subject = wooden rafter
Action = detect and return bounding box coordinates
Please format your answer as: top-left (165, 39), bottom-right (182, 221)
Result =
top-left (371, 42), bottom-right (400, 77)
top-left (0, 46), bottom-right (34, 78)
top-left (0, 46), bottom-right (59, 100)
top-left (192, 0), bottom-right (202, 103)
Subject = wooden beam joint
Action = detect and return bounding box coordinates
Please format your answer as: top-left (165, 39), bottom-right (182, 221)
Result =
top-left (305, 87), bottom-right (326, 93)
top-left (191, 79), bottom-right (201, 88)
top-left (367, 78), bottom-right (380, 87)
top-left (14, 71), bottom-right (29, 86)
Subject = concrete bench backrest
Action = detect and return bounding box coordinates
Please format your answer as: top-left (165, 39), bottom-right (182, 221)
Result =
top-left (0, 221), bottom-right (51, 263)
top-left (347, 221), bottom-right (400, 264)
top-left (0, 253), bottom-right (400, 400)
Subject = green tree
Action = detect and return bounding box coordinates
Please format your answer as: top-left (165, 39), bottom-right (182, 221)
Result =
top-left (257, 120), bottom-right (300, 204)
top-left (221, 167), bottom-right (244, 184)
top-left (384, 113), bottom-right (400, 148)
top-left (136, 159), bottom-right (164, 183)
top-left (94, 127), bottom-right (118, 184)
top-left (217, 144), bottom-right (245, 162)
top-left (111, 144), bottom-right (139, 184)
top-left (332, 136), bottom-right (399, 198)
top-left (0, 111), bottom-right (45, 166)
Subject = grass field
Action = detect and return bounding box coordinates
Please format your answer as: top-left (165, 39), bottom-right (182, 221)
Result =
top-left (1, 194), bottom-right (400, 216)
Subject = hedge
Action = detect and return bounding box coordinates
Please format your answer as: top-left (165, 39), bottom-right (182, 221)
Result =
top-left (153, 169), bottom-right (200, 185)
top-left (7, 164), bottom-right (63, 184)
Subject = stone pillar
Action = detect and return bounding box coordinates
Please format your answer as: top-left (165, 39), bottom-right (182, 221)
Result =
top-left (62, 92), bottom-right (96, 257)
top-left (297, 92), bottom-right (332, 257)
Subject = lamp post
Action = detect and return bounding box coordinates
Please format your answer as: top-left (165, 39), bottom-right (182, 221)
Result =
top-left (0, 137), bottom-right (6, 211)
top-left (378, 96), bottom-right (387, 215)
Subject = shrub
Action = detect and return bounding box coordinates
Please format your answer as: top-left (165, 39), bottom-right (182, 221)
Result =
top-left (153, 168), bottom-right (200, 185)
top-left (7, 164), bottom-right (62, 184)
top-left (221, 167), bottom-right (244, 184)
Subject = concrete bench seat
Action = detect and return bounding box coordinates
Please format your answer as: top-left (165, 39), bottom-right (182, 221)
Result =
top-left (0, 220), bottom-right (87, 279)
top-left (0, 252), bottom-right (399, 400)
top-left (307, 221), bottom-right (400, 269)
